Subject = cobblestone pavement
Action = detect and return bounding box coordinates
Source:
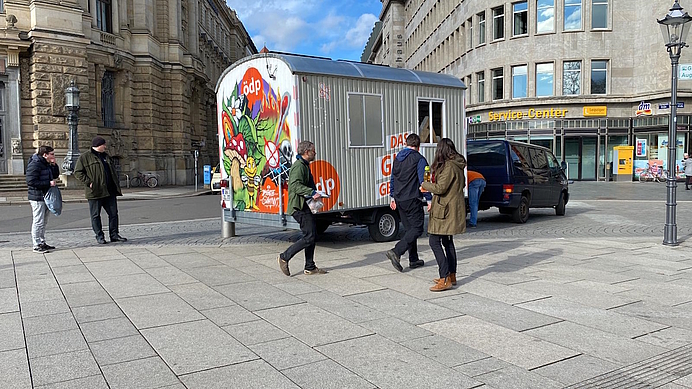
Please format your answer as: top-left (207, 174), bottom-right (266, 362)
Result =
top-left (1, 182), bottom-right (692, 389)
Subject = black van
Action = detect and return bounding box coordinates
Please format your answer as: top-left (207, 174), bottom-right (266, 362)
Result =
top-left (467, 140), bottom-right (569, 223)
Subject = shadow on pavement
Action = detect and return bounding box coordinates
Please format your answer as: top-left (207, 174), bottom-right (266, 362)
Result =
top-left (457, 247), bottom-right (559, 287)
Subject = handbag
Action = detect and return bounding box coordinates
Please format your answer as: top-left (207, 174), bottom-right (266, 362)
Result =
top-left (44, 186), bottom-right (63, 216)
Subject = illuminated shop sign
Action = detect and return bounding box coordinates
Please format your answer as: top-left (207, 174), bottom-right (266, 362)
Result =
top-left (635, 102), bottom-right (653, 116)
top-left (488, 108), bottom-right (568, 122)
top-left (583, 106), bottom-right (607, 117)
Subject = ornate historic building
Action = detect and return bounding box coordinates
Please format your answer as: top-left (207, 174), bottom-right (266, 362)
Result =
top-left (0, 0), bottom-right (255, 184)
top-left (366, 0), bottom-right (692, 181)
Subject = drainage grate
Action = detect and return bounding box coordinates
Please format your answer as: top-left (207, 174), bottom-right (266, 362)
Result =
top-left (566, 344), bottom-right (692, 388)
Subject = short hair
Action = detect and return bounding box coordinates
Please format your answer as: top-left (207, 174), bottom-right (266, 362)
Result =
top-left (406, 133), bottom-right (421, 148)
top-left (38, 145), bottom-right (54, 156)
top-left (297, 140), bottom-right (315, 156)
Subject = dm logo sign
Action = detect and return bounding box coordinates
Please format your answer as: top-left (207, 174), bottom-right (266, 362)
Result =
top-left (635, 102), bottom-right (652, 117)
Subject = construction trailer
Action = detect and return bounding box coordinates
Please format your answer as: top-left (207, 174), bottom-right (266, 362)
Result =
top-left (216, 52), bottom-right (466, 241)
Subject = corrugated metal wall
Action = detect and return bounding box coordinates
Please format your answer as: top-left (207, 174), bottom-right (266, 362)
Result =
top-left (296, 74), bottom-right (465, 212)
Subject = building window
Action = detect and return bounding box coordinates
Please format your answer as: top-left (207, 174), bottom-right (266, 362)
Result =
top-left (478, 12), bottom-right (486, 44)
top-left (418, 99), bottom-right (444, 143)
top-left (592, 0), bottom-right (608, 29)
top-left (96, 0), bottom-right (112, 32)
top-left (467, 18), bottom-right (473, 49)
top-left (492, 68), bottom-right (504, 100)
top-left (563, 61), bottom-right (581, 95)
top-left (347, 93), bottom-right (384, 147)
top-left (101, 71), bottom-right (115, 127)
top-left (493, 6), bottom-right (505, 40)
top-left (512, 65), bottom-right (527, 99)
top-left (513, 1), bottom-right (528, 36)
top-left (591, 60), bottom-right (607, 94)
top-left (477, 71), bottom-right (485, 103)
top-left (564, 0), bottom-right (582, 31)
top-left (536, 63), bottom-right (554, 96)
top-left (536, 0), bottom-right (555, 33)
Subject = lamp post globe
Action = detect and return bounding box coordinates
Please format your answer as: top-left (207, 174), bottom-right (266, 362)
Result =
top-left (658, 0), bottom-right (692, 246)
top-left (62, 80), bottom-right (81, 174)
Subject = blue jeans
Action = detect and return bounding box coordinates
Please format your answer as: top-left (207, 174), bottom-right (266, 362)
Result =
top-left (468, 179), bottom-right (486, 226)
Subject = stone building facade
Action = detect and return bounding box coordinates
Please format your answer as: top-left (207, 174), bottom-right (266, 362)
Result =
top-left (367, 0), bottom-right (692, 181)
top-left (0, 0), bottom-right (255, 184)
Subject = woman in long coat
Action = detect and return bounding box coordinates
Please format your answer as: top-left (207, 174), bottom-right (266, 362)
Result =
top-left (421, 138), bottom-right (466, 292)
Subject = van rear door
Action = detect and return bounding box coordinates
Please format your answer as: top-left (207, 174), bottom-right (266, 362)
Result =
top-left (508, 143), bottom-right (534, 200)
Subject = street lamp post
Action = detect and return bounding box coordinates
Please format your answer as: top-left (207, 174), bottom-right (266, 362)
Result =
top-left (62, 80), bottom-right (81, 174)
top-left (658, 0), bottom-right (692, 246)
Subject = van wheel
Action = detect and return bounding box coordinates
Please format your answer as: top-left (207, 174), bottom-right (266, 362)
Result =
top-left (512, 196), bottom-right (530, 223)
top-left (555, 192), bottom-right (566, 216)
top-left (368, 209), bottom-right (400, 242)
top-left (316, 220), bottom-right (331, 234)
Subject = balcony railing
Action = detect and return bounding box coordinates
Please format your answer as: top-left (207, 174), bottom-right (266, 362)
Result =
top-left (100, 31), bottom-right (116, 46)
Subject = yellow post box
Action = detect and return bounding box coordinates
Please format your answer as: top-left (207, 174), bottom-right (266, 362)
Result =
top-left (613, 146), bottom-right (634, 181)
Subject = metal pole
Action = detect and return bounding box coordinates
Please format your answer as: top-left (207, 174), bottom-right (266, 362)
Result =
top-left (664, 52), bottom-right (680, 246)
top-left (61, 108), bottom-right (80, 173)
top-left (194, 150), bottom-right (199, 192)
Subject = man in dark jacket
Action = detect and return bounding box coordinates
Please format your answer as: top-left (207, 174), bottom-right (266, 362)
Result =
top-left (277, 140), bottom-right (327, 276)
top-left (386, 133), bottom-right (430, 272)
top-left (74, 136), bottom-right (127, 244)
top-left (26, 145), bottom-right (59, 253)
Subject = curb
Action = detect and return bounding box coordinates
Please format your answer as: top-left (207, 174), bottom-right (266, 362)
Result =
top-left (0, 189), bottom-right (212, 206)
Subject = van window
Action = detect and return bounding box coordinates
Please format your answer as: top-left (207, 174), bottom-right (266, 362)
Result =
top-left (546, 151), bottom-right (559, 170)
top-left (418, 99), bottom-right (444, 144)
top-left (348, 93), bottom-right (384, 147)
top-left (510, 144), bottom-right (532, 175)
top-left (467, 142), bottom-right (506, 166)
top-left (529, 147), bottom-right (549, 169)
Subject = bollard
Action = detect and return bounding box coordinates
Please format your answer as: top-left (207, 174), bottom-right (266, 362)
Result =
top-left (221, 210), bottom-right (236, 238)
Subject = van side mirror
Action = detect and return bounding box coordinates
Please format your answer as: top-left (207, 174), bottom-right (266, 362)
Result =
top-left (560, 161), bottom-right (567, 171)
top-left (513, 160), bottom-right (523, 168)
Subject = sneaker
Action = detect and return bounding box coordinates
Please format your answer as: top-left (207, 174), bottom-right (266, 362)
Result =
top-left (386, 250), bottom-right (403, 272)
top-left (40, 242), bottom-right (55, 250)
top-left (304, 267), bottom-right (327, 275)
top-left (409, 259), bottom-right (424, 269)
top-left (278, 255), bottom-right (290, 276)
top-left (33, 246), bottom-right (48, 253)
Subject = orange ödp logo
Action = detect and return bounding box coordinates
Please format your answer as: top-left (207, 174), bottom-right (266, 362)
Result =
top-left (310, 160), bottom-right (340, 211)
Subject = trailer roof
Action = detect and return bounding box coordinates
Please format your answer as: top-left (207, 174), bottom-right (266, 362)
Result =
top-left (232, 53), bottom-right (466, 89)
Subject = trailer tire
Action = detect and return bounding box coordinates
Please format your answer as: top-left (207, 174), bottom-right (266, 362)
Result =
top-left (316, 220), bottom-right (330, 234)
top-left (368, 209), bottom-right (400, 242)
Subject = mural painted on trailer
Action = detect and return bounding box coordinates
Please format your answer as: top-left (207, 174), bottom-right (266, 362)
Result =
top-left (219, 67), bottom-right (293, 212)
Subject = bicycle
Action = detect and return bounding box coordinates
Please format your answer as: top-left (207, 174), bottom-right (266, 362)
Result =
top-left (638, 166), bottom-right (667, 183)
top-left (130, 171), bottom-right (159, 188)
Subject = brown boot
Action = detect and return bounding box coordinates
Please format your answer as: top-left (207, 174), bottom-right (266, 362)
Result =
top-left (432, 273), bottom-right (456, 286)
top-left (430, 276), bottom-right (452, 292)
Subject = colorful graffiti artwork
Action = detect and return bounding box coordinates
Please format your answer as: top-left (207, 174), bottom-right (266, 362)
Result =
top-left (220, 67), bottom-right (293, 211)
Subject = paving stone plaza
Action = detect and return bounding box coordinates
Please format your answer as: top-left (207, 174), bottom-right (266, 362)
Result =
top-left (1, 182), bottom-right (692, 388)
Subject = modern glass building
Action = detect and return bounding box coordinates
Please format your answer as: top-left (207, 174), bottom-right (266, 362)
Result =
top-left (365, 0), bottom-right (692, 180)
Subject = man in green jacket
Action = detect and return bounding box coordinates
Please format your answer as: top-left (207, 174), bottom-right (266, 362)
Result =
top-left (74, 136), bottom-right (127, 245)
top-left (277, 140), bottom-right (327, 276)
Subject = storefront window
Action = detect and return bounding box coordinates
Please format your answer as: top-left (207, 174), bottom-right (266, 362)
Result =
top-left (530, 137), bottom-right (554, 151)
top-left (607, 135), bottom-right (628, 177)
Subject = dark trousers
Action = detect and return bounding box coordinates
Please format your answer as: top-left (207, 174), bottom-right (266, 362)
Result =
top-left (393, 198), bottom-right (425, 263)
top-left (687, 176), bottom-right (691, 189)
top-left (429, 234), bottom-right (457, 278)
top-left (88, 195), bottom-right (119, 239)
top-left (281, 207), bottom-right (317, 271)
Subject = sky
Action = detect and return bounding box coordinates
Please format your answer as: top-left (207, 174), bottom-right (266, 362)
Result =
top-left (225, 0), bottom-right (382, 61)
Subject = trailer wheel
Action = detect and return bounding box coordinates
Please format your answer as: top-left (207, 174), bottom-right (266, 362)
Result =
top-left (316, 220), bottom-right (330, 234)
top-left (368, 209), bottom-right (400, 242)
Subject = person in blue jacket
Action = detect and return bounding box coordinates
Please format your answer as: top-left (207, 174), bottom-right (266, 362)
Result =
top-left (26, 145), bottom-right (59, 253)
top-left (385, 133), bottom-right (431, 272)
